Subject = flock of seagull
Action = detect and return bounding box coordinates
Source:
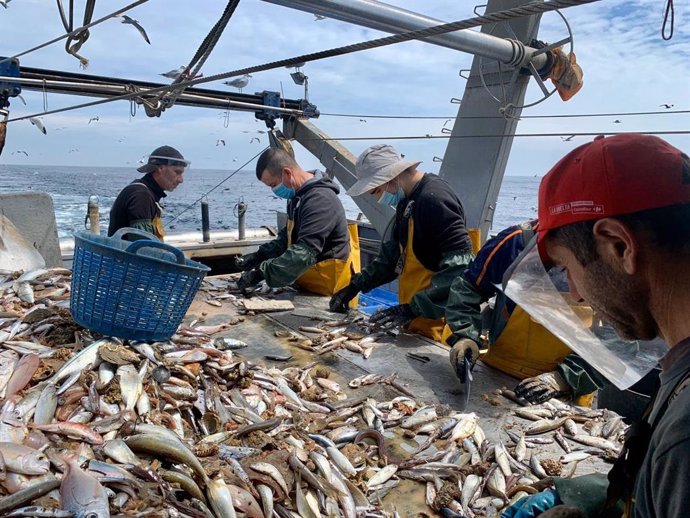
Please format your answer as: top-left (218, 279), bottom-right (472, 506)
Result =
top-left (4, 5), bottom-right (681, 160)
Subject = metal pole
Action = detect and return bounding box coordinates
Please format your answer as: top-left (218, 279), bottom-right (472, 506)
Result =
top-left (201, 199), bottom-right (210, 242)
top-left (261, 0), bottom-right (548, 70)
top-left (236, 198), bottom-right (247, 240)
top-left (85, 195), bottom-right (100, 234)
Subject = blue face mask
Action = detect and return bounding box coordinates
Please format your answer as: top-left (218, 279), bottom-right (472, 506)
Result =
top-left (272, 183), bottom-right (295, 200)
top-left (378, 188), bottom-right (404, 207)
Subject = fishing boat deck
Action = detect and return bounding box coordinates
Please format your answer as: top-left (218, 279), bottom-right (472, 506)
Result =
top-left (186, 276), bottom-right (613, 513)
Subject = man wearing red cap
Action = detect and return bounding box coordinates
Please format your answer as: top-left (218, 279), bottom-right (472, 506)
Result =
top-left (501, 134), bottom-right (690, 518)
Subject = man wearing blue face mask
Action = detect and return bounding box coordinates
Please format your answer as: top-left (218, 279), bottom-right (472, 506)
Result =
top-left (235, 148), bottom-right (360, 299)
top-left (329, 144), bottom-right (473, 341)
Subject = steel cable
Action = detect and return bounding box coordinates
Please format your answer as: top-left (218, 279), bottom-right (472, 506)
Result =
top-left (6, 0), bottom-right (600, 123)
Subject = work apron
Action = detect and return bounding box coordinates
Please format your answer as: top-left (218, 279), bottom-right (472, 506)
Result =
top-left (398, 218), bottom-right (446, 342)
top-left (287, 219), bottom-right (361, 305)
top-left (132, 182), bottom-right (165, 240)
top-left (481, 305), bottom-right (574, 379)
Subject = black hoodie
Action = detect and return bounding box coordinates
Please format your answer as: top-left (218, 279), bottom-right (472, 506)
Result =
top-left (286, 173), bottom-right (349, 261)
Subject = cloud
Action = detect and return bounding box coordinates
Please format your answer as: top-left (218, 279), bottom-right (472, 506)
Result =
top-left (0, 0), bottom-right (687, 175)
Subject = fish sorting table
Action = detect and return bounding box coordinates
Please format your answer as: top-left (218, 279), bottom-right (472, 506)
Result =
top-left (0, 270), bottom-right (619, 518)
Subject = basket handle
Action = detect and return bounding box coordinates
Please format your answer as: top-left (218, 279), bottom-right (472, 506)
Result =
top-left (112, 227), bottom-right (161, 242)
top-left (125, 240), bottom-right (187, 265)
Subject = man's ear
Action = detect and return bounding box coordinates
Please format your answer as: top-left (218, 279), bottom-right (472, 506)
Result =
top-left (592, 218), bottom-right (639, 275)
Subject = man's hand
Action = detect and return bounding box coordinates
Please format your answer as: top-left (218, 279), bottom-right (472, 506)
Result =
top-left (369, 303), bottom-right (416, 329)
top-left (329, 283), bottom-right (360, 313)
top-left (234, 252), bottom-right (262, 272)
top-left (515, 370), bottom-right (572, 404)
top-left (237, 269), bottom-right (264, 295)
top-left (449, 338), bottom-right (480, 384)
top-left (501, 489), bottom-right (561, 518)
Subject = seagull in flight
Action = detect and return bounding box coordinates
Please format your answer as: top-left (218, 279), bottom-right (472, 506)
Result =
top-left (216, 139), bottom-right (226, 146)
top-left (250, 137), bottom-right (261, 144)
top-left (224, 74), bottom-right (252, 93)
top-left (88, 116), bottom-right (99, 124)
top-left (359, 119), bottom-right (367, 123)
top-left (12, 150), bottom-right (28, 156)
top-left (613, 119), bottom-right (621, 124)
top-left (560, 135), bottom-right (575, 142)
top-left (117, 15), bottom-right (151, 44)
top-left (314, 14), bottom-right (327, 21)
top-left (69, 148), bottom-right (79, 153)
top-left (659, 104), bottom-right (674, 109)
top-left (0, 0), bottom-right (12, 9)
top-left (29, 117), bottom-right (47, 135)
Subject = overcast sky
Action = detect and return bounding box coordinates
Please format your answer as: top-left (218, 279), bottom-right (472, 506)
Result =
top-left (1, 0), bottom-right (688, 176)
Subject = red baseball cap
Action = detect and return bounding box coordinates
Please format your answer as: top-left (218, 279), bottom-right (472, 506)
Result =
top-left (537, 134), bottom-right (689, 259)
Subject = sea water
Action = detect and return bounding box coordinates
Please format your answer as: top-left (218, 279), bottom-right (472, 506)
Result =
top-left (0, 164), bottom-right (538, 239)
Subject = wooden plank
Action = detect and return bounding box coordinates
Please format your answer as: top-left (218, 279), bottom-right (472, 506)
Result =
top-left (242, 298), bottom-right (294, 312)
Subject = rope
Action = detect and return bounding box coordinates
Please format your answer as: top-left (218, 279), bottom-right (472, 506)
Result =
top-left (165, 147), bottom-right (268, 225)
top-left (187, 0), bottom-right (241, 78)
top-left (64, 0), bottom-right (97, 68)
top-left (319, 109), bottom-right (690, 121)
top-left (661, 0), bottom-right (674, 40)
top-left (153, 0), bottom-right (242, 116)
top-left (6, 0), bottom-right (598, 122)
top-left (0, 0), bottom-right (151, 66)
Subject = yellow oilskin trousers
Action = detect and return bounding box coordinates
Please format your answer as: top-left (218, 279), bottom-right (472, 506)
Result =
top-left (398, 219), bottom-right (445, 342)
top-left (288, 220), bottom-right (361, 306)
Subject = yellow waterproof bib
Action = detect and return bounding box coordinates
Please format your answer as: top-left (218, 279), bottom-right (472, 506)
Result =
top-left (287, 219), bottom-right (361, 305)
top-left (480, 306), bottom-right (573, 378)
top-left (398, 219), bottom-right (445, 342)
top-left (132, 183), bottom-right (165, 240)
top-left (152, 202), bottom-right (165, 240)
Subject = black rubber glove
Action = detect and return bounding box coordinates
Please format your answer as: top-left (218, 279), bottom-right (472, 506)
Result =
top-left (329, 283), bottom-right (360, 313)
top-left (449, 338), bottom-right (480, 384)
top-left (235, 252), bottom-right (262, 272)
top-left (237, 269), bottom-right (264, 296)
top-left (514, 370), bottom-right (573, 404)
top-left (369, 303), bottom-right (416, 329)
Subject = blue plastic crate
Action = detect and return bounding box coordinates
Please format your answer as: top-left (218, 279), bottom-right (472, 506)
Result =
top-left (358, 286), bottom-right (399, 315)
top-left (70, 228), bottom-right (210, 341)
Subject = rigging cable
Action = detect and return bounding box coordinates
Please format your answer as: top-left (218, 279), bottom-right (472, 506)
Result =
top-left (319, 109), bottom-right (690, 120)
top-left (299, 130), bottom-right (690, 142)
top-left (6, 0), bottom-right (601, 123)
top-left (165, 147), bottom-right (268, 226)
top-left (0, 0), bottom-right (151, 66)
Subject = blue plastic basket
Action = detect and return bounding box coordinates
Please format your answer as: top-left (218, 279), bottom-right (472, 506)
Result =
top-left (70, 228), bottom-right (211, 341)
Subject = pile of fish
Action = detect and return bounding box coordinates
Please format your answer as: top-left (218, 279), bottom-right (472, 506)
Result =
top-left (0, 268), bottom-right (624, 517)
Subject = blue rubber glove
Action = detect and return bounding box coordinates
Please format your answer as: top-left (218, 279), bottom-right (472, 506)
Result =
top-left (501, 489), bottom-right (561, 518)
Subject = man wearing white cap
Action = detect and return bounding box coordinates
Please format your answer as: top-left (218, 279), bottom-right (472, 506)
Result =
top-left (108, 145), bottom-right (189, 240)
top-left (330, 144), bottom-right (473, 341)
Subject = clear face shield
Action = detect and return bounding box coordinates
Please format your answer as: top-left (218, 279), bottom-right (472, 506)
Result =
top-left (502, 238), bottom-right (666, 389)
top-left (149, 156), bottom-right (191, 171)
